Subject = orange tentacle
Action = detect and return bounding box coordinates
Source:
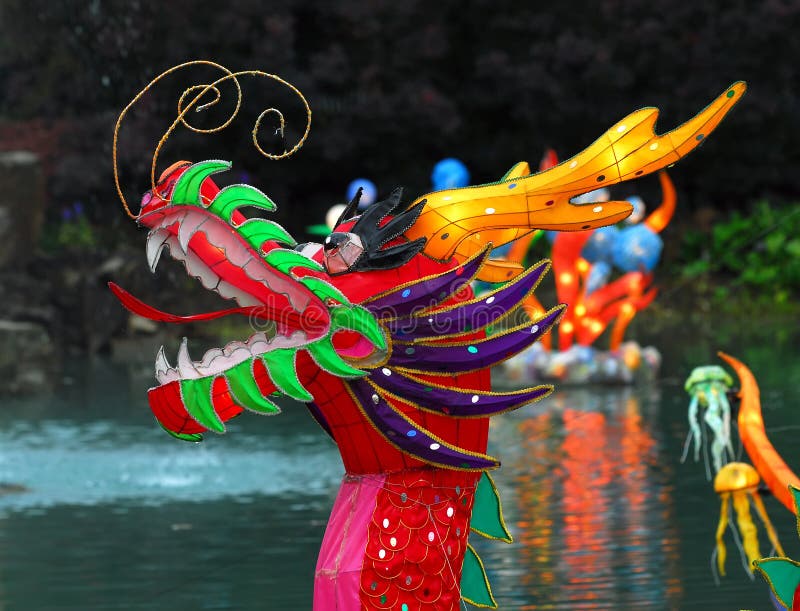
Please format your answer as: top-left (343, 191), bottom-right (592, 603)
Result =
top-left (719, 352), bottom-right (800, 513)
top-left (644, 171), bottom-right (676, 233)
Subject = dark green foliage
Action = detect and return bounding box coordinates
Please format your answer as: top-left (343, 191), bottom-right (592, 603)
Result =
top-left (0, 0), bottom-right (797, 245)
top-left (676, 200), bottom-right (800, 301)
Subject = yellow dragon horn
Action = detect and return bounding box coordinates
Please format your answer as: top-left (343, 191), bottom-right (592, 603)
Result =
top-left (405, 81), bottom-right (746, 263)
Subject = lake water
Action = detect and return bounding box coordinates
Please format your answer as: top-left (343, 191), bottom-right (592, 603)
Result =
top-left (1, 317), bottom-right (799, 610)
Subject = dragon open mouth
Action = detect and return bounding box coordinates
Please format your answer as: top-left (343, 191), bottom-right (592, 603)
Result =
top-left (109, 161), bottom-right (389, 439)
top-left (111, 201), bottom-right (332, 384)
top-left (110, 281), bottom-right (317, 382)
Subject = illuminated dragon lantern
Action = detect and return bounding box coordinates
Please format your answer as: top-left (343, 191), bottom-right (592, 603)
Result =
top-left (112, 64), bottom-right (744, 609)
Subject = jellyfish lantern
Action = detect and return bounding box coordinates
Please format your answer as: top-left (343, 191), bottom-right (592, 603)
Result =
top-left (714, 462), bottom-right (784, 577)
top-left (684, 365), bottom-right (736, 477)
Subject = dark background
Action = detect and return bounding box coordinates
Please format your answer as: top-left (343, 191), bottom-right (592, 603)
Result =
top-left (1, 0), bottom-right (797, 234)
top-left (0, 0), bottom-right (798, 353)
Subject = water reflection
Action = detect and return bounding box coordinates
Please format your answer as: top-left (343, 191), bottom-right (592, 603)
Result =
top-left (484, 387), bottom-right (683, 609)
top-left (1, 353), bottom-right (798, 608)
top-left (0, 357), bottom-right (341, 609)
top-left (0, 419), bottom-right (341, 512)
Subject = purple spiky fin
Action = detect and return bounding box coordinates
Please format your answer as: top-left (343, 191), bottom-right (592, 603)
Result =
top-left (363, 249), bottom-right (487, 319)
top-left (370, 369), bottom-right (551, 417)
top-left (386, 259), bottom-right (550, 339)
top-left (388, 306), bottom-right (564, 373)
top-left (349, 379), bottom-right (499, 470)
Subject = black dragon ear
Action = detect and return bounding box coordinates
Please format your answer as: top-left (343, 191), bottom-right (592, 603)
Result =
top-left (347, 188), bottom-right (428, 272)
top-left (334, 187), bottom-right (363, 228)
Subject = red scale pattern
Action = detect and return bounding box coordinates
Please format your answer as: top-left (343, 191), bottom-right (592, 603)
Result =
top-left (302, 360), bottom-right (424, 474)
top-left (360, 469), bottom-right (480, 610)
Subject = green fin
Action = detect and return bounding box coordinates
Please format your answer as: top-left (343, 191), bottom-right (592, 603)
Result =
top-left (470, 471), bottom-right (513, 542)
top-left (754, 558), bottom-right (800, 609)
top-left (308, 339), bottom-right (365, 378)
top-left (208, 184), bottom-right (276, 221)
top-left (791, 485), bottom-right (800, 533)
top-left (262, 349), bottom-right (312, 402)
top-left (171, 160), bottom-right (231, 206)
top-left (239, 219), bottom-right (298, 251)
top-left (264, 249), bottom-right (324, 274)
top-left (179, 376), bottom-right (225, 433)
top-left (299, 276), bottom-right (351, 305)
top-left (461, 544), bottom-right (497, 608)
top-left (330, 305), bottom-right (386, 351)
top-left (159, 422), bottom-right (203, 442)
top-left (225, 360), bottom-right (281, 414)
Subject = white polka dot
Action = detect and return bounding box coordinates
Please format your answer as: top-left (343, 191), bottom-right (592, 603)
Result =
top-left (570, 161), bottom-right (578, 168)
top-left (382, 518), bottom-right (390, 528)
top-left (382, 368), bottom-right (391, 376)
top-left (446, 507), bottom-right (454, 518)
top-left (593, 206), bottom-right (603, 213)
top-left (429, 443), bottom-right (441, 451)
top-left (530, 325), bottom-right (539, 333)
top-left (649, 142), bottom-right (659, 151)
top-left (427, 531), bottom-right (435, 542)
top-left (617, 124), bottom-right (626, 133)
top-left (390, 537), bottom-right (397, 547)
top-left (485, 296), bottom-right (495, 304)
top-left (378, 549), bottom-right (386, 559)
top-left (485, 207), bottom-right (495, 215)
top-left (471, 395), bottom-right (479, 404)
top-left (428, 317), bottom-right (434, 323)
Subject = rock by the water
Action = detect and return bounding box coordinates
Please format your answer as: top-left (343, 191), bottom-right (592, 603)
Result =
top-left (0, 319), bottom-right (55, 394)
top-left (0, 482), bottom-right (29, 496)
top-left (0, 151), bottom-right (45, 270)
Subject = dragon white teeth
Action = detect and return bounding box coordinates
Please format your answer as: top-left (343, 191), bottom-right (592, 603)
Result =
top-left (174, 239), bottom-right (222, 291)
top-left (217, 280), bottom-right (260, 307)
top-left (178, 216), bottom-right (206, 253)
top-left (197, 347), bottom-right (224, 370)
top-left (222, 341), bottom-right (247, 356)
top-left (154, 345), bottom-right (180, 385)
top-left (154, 329), bottom-right (316, 384)
top-left (246, 332), bottom-right (269, 347)
top-left (146, 229), bottom-right (170, 273)
top-left (177, 337), bottom-right (201, 379)
top-left (155, 346), bottom-right (170, 375)
top-left (245, 332), bottom-right (271, 355)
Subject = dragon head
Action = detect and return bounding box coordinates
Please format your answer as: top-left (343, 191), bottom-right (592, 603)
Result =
top-left (111, 159), bottom-right (390, 439)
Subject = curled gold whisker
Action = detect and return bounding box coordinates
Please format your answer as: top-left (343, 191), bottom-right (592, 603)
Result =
top-left (113, 60), bottom-right (312, 220)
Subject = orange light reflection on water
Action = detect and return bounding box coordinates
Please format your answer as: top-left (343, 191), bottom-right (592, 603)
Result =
top-left (508, 389), bottom-right (684, 608)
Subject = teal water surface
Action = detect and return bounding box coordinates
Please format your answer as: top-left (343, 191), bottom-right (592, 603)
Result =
top-left (1, 319), bottom-right (799, 610)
